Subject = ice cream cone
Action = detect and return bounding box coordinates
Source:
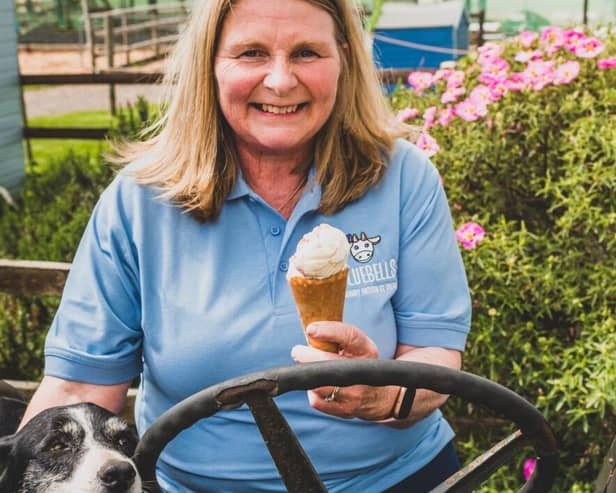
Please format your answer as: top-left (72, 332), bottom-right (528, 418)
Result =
top-left (288, 267), bottom-right (348, 353)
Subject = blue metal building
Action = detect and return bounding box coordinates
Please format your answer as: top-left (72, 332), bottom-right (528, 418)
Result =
top-left (372, 1), bottom-right (470, 70)
top-left (0, 0), bottom-right (25, 193)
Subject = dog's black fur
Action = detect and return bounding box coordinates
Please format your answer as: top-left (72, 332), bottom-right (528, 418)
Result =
top-left (0, 381), bottom-right (27, 438)
top-left (0, 381), bottom-right (142, 493)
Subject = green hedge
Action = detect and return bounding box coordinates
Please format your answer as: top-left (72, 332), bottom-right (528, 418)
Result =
top-left (1, 29), bottom-right (614, 492)
top-left (392, 28), bottom-right (615, 491)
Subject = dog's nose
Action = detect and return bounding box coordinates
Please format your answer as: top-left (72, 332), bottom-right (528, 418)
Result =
top-left (97, 459), bottom-right (136, 490)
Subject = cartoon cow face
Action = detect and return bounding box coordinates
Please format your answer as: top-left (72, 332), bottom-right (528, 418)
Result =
top-left (347, 232), bottom-right (381, 263)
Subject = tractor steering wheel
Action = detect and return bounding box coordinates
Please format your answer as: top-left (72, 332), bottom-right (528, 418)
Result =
top-left (133, 360), bottom-right (558, 493)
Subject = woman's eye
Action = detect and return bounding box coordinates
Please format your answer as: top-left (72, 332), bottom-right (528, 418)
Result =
top-left (296, 49), bottom-right (318, 58)
top-left (240, 49), bottom-right (263, 58)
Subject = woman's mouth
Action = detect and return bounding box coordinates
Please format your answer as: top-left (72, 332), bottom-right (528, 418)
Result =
top-left (252, 103), bottom-right (306, 114)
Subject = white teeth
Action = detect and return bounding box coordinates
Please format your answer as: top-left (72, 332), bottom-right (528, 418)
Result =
top-left (260, 104), bottom-right (299, 114)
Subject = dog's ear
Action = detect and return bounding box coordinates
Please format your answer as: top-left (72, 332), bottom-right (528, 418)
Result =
top-left (0, 435), bottom-right (17, 491)
top-left (0, 397), bottom-right (27, 437)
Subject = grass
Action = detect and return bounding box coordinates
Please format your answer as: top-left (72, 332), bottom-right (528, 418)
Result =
top-left (28, 110), bottom-right (115, 129)
top-left (23, 84), bottom-right (53, 92)
top-left (26, 110), bottom-right (115, 168)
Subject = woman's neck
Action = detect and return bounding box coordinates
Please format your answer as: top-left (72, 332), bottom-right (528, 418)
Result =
top-left (238, 146), bottom-right (311, 219)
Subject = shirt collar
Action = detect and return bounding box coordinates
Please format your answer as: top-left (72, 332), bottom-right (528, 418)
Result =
top-left (226, 165), bottom-right (321, 212)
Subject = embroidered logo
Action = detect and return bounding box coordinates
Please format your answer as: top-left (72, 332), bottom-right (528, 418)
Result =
top-left (346, 232), bottom-right (382, 263)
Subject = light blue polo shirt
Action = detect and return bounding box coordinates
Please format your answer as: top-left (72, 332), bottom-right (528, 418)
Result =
top-left (45, 138), bottom-right (471, 492)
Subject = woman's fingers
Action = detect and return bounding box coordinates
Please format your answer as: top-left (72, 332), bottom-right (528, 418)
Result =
top-left (305, 322), bottom-right (378, 358)
top-left (291, 344), bottom-right (340, 363)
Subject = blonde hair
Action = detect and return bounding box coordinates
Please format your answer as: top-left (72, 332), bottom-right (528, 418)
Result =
top-left (112, 0), bottom-right (407, 221)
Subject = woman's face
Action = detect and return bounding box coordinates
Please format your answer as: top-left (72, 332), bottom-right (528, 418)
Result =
top-left (214, 0), bottom-right (342, 161)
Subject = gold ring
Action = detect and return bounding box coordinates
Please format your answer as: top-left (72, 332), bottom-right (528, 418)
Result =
top-left (324, 386), bottom-right (340, 402)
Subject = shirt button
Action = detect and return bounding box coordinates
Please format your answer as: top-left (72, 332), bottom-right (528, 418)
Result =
top-left (279, 262), bottom-right (289, 272)
top-left (270, 226), bottom-right (281, 236)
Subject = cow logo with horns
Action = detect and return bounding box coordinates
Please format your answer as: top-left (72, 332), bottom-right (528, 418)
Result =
top-left (346, 232), bottom-right (382, 263)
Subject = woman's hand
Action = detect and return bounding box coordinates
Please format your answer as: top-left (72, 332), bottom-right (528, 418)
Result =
top-left (290, 321), bottom-right (399, 421)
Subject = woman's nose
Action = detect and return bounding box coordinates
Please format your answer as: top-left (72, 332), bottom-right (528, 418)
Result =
top-left (263, 57), bottom-right (298, 95)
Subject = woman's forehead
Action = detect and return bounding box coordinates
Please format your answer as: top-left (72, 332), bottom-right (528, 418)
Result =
top-left (221, 0), bottom-right (335, 32)
top-left (217, 0), bottom-right (338, 47)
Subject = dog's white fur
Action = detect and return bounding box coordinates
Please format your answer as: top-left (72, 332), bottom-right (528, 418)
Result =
top-left (39, 408), bottom-right (141, 493)
top-left (1, 402), bottom-right (142, 493)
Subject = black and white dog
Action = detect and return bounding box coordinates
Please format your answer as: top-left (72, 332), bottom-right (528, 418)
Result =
top-left (0, 382), bottom-right (142, 493)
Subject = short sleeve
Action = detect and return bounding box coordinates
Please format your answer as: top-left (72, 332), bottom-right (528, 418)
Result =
top-left (391, 147), bottom-right (471, 350)
top-left (44, 174), bottom-right (143, 384)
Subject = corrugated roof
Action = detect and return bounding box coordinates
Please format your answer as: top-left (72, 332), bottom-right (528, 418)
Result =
top-left (376, 1), bottom-right (467, 29)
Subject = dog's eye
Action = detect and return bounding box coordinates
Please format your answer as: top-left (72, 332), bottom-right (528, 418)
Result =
top-left (116, 437), bottom-right (129, 447)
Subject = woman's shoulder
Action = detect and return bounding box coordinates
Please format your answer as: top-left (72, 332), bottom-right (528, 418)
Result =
top-left (97, 160), bottom-right (164, 217)
top-left (386, 138), bottom-right (441, 191)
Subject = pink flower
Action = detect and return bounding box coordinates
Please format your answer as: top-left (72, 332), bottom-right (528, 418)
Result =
top-left (553, 61), bottom-right (580, 85)
top-left (423, 106), bottom-right (437, 121)
top-left (518, 31), bottom-right (538, 48)
top-left (455, 99), bottom-right (488, 121)
top-left (505, 73), bottom-right (527, 92)
top-left (477, 42), bottom-right (504, 60)
top-left (397, 107), bottom-right (419, 122)
top-left (456, 222), bottom-right (485, 249)
top-left (531, 70), bottom-right (555, 91)
top-left (540, 26), bottom-right (566, 55)
top-left (488, 80), bottom-right (508, 101)
top-left (514, 49), bottom-right (543, 63)
top-left (441, 86), bottom-right (465, 104)
top-left (575, 37), bottom-right (605, 58)
top-left (432, 68), bottom-right (453, 83)
top-left (524, 60), bottom-right (554, 77)
top-left (564, 29), bottom-right (586, 53)
top-left (523, 60), bottom-right (555, 90)
top-left (598, 56), bottom-right (616, 69)
top-left (408, 71), bottom-right (434, 94)
top-left (469, 85), bottom-right (492, 106)
top-left (523, 458), bottom-right (537, 481)
top-left (437, 106), bottom-right (455, 127)
top-left (446, 70), bottom-right (466, 89)
top-left (416, 132), bottom-right (440, 157)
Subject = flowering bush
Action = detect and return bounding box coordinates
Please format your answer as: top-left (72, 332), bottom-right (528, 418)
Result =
top-left (391, 26), bottom-right (615, 491)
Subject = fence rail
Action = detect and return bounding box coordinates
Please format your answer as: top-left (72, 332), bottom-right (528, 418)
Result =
top-left (85, 2), bottom-right (189, 71)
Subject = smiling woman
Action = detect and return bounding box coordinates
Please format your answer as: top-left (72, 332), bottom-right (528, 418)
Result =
top-left (20, 1), bottom-right (472, 492)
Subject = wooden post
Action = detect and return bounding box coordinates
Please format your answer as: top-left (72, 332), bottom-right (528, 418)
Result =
top-left (104, 14), bottom-right (117, 115)
top-left (80, 0), bottom-right (96, 73)
top-left (122, 12), bottom-right (130, 65)
top-left (151, 7), bottom-right (159, 58)
top-left (477, 9), bottom-right (485, 47)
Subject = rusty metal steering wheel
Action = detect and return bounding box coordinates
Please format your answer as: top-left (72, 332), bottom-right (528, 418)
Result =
top-left (133, 360), bottom-right (559, 493)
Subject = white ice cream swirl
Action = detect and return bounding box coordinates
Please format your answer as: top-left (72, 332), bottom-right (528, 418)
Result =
top-left (287, 224), bottom-right (349, 279)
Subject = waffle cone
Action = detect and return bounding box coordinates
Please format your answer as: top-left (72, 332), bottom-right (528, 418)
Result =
top-left (288, 267), bottom-right (348, 353)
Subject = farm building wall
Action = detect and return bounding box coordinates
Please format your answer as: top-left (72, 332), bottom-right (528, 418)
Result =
top-left (0, 0), bottom-right (25, 193)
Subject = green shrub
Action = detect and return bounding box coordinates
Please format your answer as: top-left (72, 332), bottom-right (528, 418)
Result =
top-left (0, 151), bottom-right (115, 380)
top-left (0, 100), bottom-right (152, 380)
top-left (391, 28), bottom-right (615, 491)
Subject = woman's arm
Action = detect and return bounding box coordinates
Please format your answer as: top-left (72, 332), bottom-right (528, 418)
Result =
top-left (291, 322), bottom-right (461, 425)
top-left (18, 376), bottom-right (131, 430)
top-left (383, 343), bottom-right (461, 428)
